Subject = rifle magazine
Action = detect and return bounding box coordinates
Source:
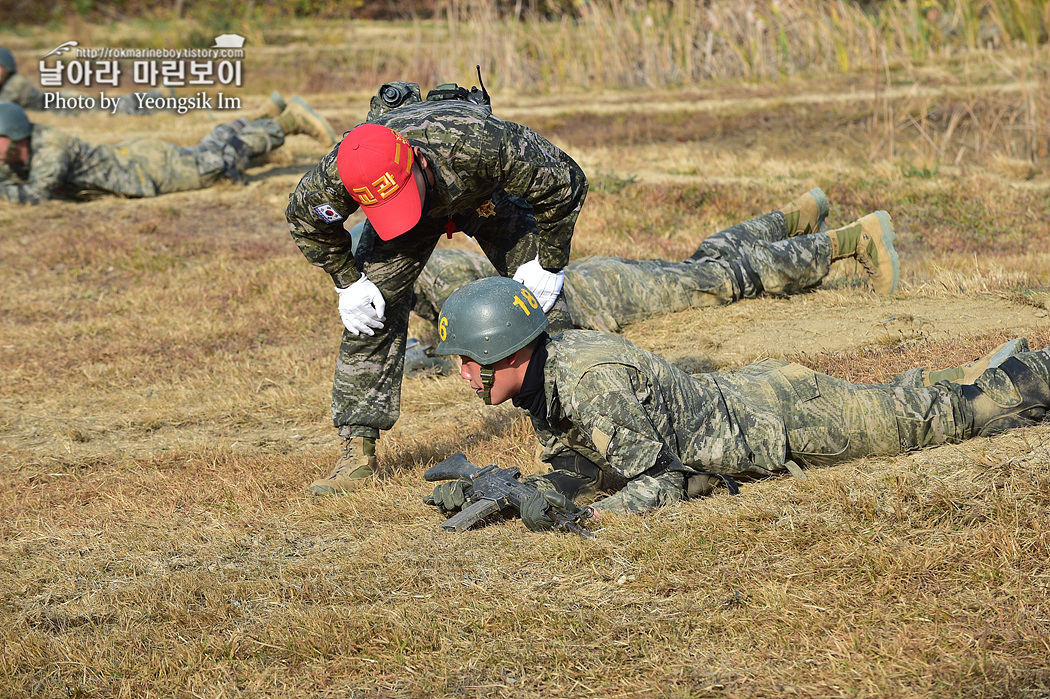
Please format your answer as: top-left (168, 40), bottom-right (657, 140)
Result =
top-left (441, 498), bottom-right (502, 533)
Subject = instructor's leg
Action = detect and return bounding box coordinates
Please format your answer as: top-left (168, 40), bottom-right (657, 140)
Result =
top-left (310, 231), bottom-right (440, 496)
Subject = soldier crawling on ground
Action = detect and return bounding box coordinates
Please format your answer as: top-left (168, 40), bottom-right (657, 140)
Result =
top-left (425, 276), bottom-right (1050, 531)
top-left (405, 187), bottom-right (898, 341)
top-left (0, 94), bottom-right (335, 204)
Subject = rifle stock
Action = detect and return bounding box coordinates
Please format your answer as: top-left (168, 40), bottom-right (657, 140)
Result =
top-left (424, 452), bottom-right (482, 482)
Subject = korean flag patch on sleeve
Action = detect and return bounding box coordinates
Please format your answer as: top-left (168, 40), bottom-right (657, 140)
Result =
top-left (313, 203), bottom-right (344, 223)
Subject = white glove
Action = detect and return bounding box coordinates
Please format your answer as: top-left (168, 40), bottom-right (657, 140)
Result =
top-left (512, 257), bottom-right (564, 312)
top-left (335, 275), bottom-right (386, 336)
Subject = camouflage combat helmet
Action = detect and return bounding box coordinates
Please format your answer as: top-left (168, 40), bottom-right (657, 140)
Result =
top-left (0, 102), bottom-right (31, 141)
top-left (437, 276), bottom-right (549, 364)
top-left (0, 48), bottom-right (15, 73)
top-left (437, 277), bottom-right (549, 403)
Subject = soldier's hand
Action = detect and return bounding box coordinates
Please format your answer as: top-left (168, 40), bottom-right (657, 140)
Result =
top-left (520, 490), bottom-right (558, 532)
top-left (513, 257), bottom-right (564, 312)
top-left (335, 275), bottom-right (386, 336)
top-left (423, 480), bottom-right (471, 514)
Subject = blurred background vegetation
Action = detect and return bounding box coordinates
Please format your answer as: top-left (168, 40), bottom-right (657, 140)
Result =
top-left (4, 1), bottom-right (1047, 85)
top-left (3, 1), bottom-right (1048, 161)
top-left (5, 0), bottom-right (1048, 52)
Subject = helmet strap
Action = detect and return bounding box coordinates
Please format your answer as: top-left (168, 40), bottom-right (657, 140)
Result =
top-left (479, 365), bottom-right (495, 405)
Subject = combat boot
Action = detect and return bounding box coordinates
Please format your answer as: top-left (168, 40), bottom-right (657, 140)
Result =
top-left (277, 97), bottom-right (337, 146)
top-left (827, 211), bottom-right (900, 295)
top-left (251, 91), bottom-right (287, 120)
top-left (923, 338), bottom-right (1029, 386)
top-left (309, 435), bottom-right (378, 496)
top-left (780, 187), bottom-right (830, 237)
top-left (963, 356), bottom-right (1050, 437)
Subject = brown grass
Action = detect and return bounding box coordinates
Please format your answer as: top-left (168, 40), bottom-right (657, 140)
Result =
top-left (3, 17), bottom-right (1050, 699)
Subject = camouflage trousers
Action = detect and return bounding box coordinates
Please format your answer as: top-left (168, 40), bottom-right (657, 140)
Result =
top-left (412, 211), bottom-right (832, 334)
top-left (567, 212), bottom-right (829, 332)
top-left (713, 348), bottom-right (1050, 478)
top-left (126, 117), bottom-right (285, 194)
top-left (190, 118), bottom-right (285, 189)
top-left (334, 192), bottom-right (573, 437)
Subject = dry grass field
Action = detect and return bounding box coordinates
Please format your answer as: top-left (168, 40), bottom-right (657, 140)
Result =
top-left (2, 12), bottom-right (1050, 699)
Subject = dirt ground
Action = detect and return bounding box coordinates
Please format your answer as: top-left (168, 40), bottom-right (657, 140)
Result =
top-left (628, 291), bottom-right (1050, 365)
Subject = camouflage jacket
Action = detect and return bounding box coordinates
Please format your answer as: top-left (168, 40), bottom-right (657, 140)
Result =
top-left (285, 100), bottom-right (588, 287)
top-left (0, 72), bottom-right (46, 110)
top-left (0, 123), bottom-right (196, 204)
top-left (530, 330), bottom-right (795, 515)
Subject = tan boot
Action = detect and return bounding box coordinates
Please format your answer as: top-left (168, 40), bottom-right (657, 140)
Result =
top-left (251, 91), bottom-right (287, 120)
top-left (780, 187), bottom-right (830, 237)
top-left (277, 97), bottom-right (336, 146)
top-left (923, 338), bottom-right (1030, 386)
top-left (309, 436), bottom-right (378, 496)
top-left (828, 211), bottom-right (900, 295)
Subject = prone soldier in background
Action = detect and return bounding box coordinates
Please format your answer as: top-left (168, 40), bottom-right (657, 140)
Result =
top-left (400, 188), bottom-right (1014, 387)
top-left (0, 96), bottom-right (335, 204)
top-left (409, 187), bottom-right (899, 339)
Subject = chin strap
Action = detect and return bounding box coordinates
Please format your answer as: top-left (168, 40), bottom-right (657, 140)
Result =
top-left (479, 366), bottom-right (495, 405)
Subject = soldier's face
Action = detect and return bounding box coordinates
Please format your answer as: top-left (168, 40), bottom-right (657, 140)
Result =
top-left (0, 136), bottom-right (27, 165)
top-left (458, 356), bottom-right (522, 405)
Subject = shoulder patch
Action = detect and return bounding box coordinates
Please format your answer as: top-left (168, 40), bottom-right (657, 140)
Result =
top-left (313, 203), bottom-right (344, 223)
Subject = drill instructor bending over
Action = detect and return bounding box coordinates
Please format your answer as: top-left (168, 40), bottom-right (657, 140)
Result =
top-left (286, 98), bottom-right (588, 495)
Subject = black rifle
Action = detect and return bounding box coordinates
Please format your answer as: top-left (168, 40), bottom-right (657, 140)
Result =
top-left (423, 452), bottom-right (594, 538)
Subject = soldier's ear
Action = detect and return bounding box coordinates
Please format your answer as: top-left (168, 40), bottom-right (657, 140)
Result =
top-left (506, 350), bottom-right (529, 369)
top-left (413, 147), bottom-right (429, 172)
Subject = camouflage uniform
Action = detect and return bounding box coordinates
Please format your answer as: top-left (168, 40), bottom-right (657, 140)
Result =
top-left (0, 119), bottom-right (284, 204)
top-left (414, 211), bottom-right (829, 333)
top-left (0, 71), bottom-right (168, 115)
top-left (526, 330), bottom-right (1050, 515)
top-left (286, 99), bottom-right (588, 438)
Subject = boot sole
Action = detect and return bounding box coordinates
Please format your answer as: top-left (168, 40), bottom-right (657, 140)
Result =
top-left (949, 337), bottom-right (1031, 385)
top-left (987, 338), bottom-right (1030, 369)
top-left (309, 478), bottom-right (372, 496)
top-left (872, 210), bottom-right (900, 295)
top-left (809, 187), bottom-right (830, 233)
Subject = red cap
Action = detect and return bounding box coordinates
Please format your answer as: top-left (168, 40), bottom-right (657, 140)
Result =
top-left (336, 124), bottom-right (421, 240)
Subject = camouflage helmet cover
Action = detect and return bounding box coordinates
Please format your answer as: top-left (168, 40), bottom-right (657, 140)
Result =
top-left (0, 101), bottom-right (31, 141)
top-left (436, 276), bottom-right (549, 365)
